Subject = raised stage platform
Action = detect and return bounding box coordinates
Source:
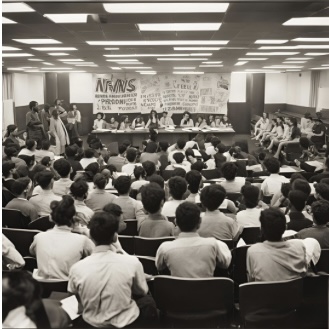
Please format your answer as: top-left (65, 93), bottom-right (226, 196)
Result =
top-left (90, 127), bottom-right (235, 149)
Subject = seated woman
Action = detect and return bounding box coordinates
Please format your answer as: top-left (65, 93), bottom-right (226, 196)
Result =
top-left (93, 112), bottom-right (106, 130)
top-left (267, 117), bottom-right (290, 152)
top-left (3, 125), bottom-right (25, 148)
top-left (29, 195), bottom-right (94, 280)
top-left (106, 117), bottom-right (119, 130)
top-left (219, 114), bottom-right (232, 127)
top-left (145, 110), bottom-right (163, 129)
top-left (207, 115), bottom-right (216, 127)
top-left (261, 118), bottom-right (279, 144)
top-left (118, 115), bottom-right (131, 130)
top-left (252, 112), bottom-right (269, 137)
top-left (180, 111), bottom-right (194, 127)
top-left (131, 115), bottom-right (145, 129)
top-left (215, 115), bottom-right (222, 127)
top-left (195, 115), bottom-right (207, 128)
top-left (310, 118), bottom-right (326, 150)
top-left (254, 118), bottom-right (273, 141)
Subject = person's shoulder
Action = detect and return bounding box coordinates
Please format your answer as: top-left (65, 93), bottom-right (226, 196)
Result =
top-left (248, 242), bottom-right (266, 254)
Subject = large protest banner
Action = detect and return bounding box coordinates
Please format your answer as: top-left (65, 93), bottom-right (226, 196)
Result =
top-left (93, 73), bottom-right (230, 114)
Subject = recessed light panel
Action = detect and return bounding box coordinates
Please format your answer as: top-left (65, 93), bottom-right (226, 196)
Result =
top-left (13, 39), bottom-right (61, 44)
top-left (174, 47), bottom-right (220, 51)
top-left (283, 17), bottom-right (329, 26)
top-left (235, 61), bottom-right (248, 66)
top-left (246, 52), bottom-right (299, 55)
top-left (48, 53), bottom-right (69, 56)
top-left (3, 3), bottom-right (34, 12)
top-left (2, 53), bottom-right (34, 57)
top-left (305, 53), bottom-right (329, 56)
top-left (2, 46), bottom-right (21, 51)
top-left (173, 71), bottom-right (204, 74)
top-left (32, 47), bottom-right (77, 51)
top-left (255, 40), bottom-right (288, 44)
top-left (292, 38), bottom-right (329, 42)
top-left (157, 58), bottom-right (208, 61)
top-left (44, 14), bottom-right (89, 23)
top-left (2, 17), bottom-right (17, 24)
top-left (87, 40), bottom-right (228, 46)
top-left (138, 23), bottom-right (221, 31)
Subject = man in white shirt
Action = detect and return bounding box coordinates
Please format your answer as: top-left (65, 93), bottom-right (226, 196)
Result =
top-left (205, 136), bottom-right (221, 156)
top-left (52, 158), bottom-right (73, 196)
top-left (159, 111), bottom-right (174, 126)
top-left (219, 162), bottom-right (246, 193)
top-left (167, 138), bottom-right (187, 164)
top-left (80, 148), bottom-right (98, 169)
top-left (2, 234), bottom-right (25, 270)
top-left (185, 170), bottom-right (202, 203)
top-left (34, 140), bottom-right (55, 163)
top-left (122, 148), bottom-right (143, 177)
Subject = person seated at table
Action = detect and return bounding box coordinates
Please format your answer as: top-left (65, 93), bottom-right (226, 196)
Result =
top-left (145, 110), bottom-right (163, 129)
top-left (185, 170), bottom-right (202, 203)
top-left (214, 115), bottom-right (222, 127)
top-left (118, 115), bottom-right (131, 130)
top-left (207, 115), bottom-right (216, 127)
top-left (180, 111), bottom-right (194, 127)
top-left (106, 116), bottom-right (119, 130)
top-left (93, 112), bottom-right (106, 130)
top-left (159, 111), bottom-right (174, 126)
top-left (195, 115), bottom-right (207, 128)
top-left (131, 115), bottom-right (145, 129)
top-left (220, 114), bottom-right (232, 127)
top-left (247, 208), bottom-right (321, 282)
top-left (219, 162), bottom-right (246, 193)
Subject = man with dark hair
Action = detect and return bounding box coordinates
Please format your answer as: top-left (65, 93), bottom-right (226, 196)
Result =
top-left (247, 208), bottom-right (320, 281)
top-left (40, 103), bottom-right (51, 132)
top-left (237, 185), bottom-right (262, 227)
top-left (80, 148), bottom-right (98, 169)
top-left (3, 145), bottom-right (25, 168)
top-left (29, 171), bottom-right (61, 216)
top-left (139, 183), bottom-right (175, 237)
top-left (52, 158), bottom-right (73, 196)
top-left (156, 202), bottom-right (231, 277)
top-left (68, 211), bottom-right (157, 328)
top-left (108, 144), bottom-right (128, 172)
top-left (168, 138), bottom-right (187, 163)
top-left (286, 190), bottom-right (313, 232)
top-left (314, 182), bottom-right (329, 201)
top-left (5, 177), bottom-right (38, 221)
top-left (157, 141), bottom-right (170, 171)
top-left (35, 140), bottom-right (55, 163)
top-left (142, 160), bottom-right (156, 179)
top-left (113, 176), bottom-right (146, 228)
top-left (220, 162), bottom-right (246, 193)
top-left (185, 170), bottom-right (202, 203)
top-left (165, 152), bottom-right (191, 172)
top-left (18, 139), bottom-right (37, 157)
top-left (103, 203), bottom-right (127, 233)
top-left (65, 145), bottom-right (83, 180)
top-left (122, 148), bottom-right (142, 176)
top-left (2, 161), bottom-right (16, 192)
top-left (206, 136), bottom-right (221, 156)
top-left (199, 185), bottom-right (242, 240)
top-left (297, 200), bottom-right (329, 248)
top-left (86, 173), bottom-right (117, 212)
top-left (26, 101), bottom-right (46, 149)
top-left (162, 176), bottom-right (187, 217)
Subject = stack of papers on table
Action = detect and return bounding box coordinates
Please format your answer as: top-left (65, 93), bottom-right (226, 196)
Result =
top-left (201, 129), bottom-right (211, 132)
top-left (116, 130), bottom-right (125, 133)
top-left (182, 128), bottom-right (192, 132)
top-left (92, 129), bottom-right (111, 133)
top-left (165, 128), bottom-right (175, 132)
top-left (279, 166), bottom-right (298, 173)
top-left (134, 127), bottom-right (146, 130)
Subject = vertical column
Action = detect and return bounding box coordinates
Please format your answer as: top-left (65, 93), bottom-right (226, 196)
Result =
top-left (44, 73), bottom-right (58, 105)
top-left (247, 73), bottom-right (265, 116)
top-left (57, 73), bottom-right (70, 107)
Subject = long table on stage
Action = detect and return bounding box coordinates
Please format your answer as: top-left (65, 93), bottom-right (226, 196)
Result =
top-left (90, 127), bottom-right (235, 149)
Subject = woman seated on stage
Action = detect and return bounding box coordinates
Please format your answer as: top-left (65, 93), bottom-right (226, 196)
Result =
top-left (253, 112), bottom-right (269, 137)
top-left (106, 117), bottom-right (119, 130)
top-left (215, 115), bottom-right (222, 127)
top-left (180, 111), bottom-right (194, 127)
top-left (93, 112), bottom-right (106, 130)
top-left (260, 118), bottom-right (279, 144)
top-left (267, 117), bottom-right (291, 152)
top-left (131, 115), bottom-right (145, 129)
top-left (118, 115), bottom-right (131, 130)
top-left (254, 117), bottom-right (274, 141)
top-left (159, 111), bottom-right (174, 126)
top-left (219, 114), bottom-right (232, 127)
top-left (207, 115), bottom-right (216, 127)
top-left (195, 115), bottom-right (207, 128)
top-left (145, 110), bottom-right (163, 129)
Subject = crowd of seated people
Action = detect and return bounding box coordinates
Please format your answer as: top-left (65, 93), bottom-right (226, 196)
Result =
top-left (2, 112), bottom-right (329, 328)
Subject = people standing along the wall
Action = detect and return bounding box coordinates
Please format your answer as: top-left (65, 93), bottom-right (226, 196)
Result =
top-left (93, 112), bottom-right (106, 130)
top-left (118, 115), bottom-right (131, 130)
top-left (26, 101), bottom-right (46, 149)
top-left (180, 111), bottom-right (194, 127)
top-left (145, 110), bottom-right (163, 129)
top-left (310, 118), bottom-right (326, 151)
top-left (67, 103), bottom-right (81, 140)
top-left (159, 111), bottom-right (174, 127)
top-left (131, 115), bottom-right (145, 129)
top-left (40, 104), bottom-right (51, 133)
top-left (49, 109), bottom-right (70, 156)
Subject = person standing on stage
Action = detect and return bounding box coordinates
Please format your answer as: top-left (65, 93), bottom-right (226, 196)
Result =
top-left (26, 101), bottom-right (46, 149)
top-left (40, 104), bottom-right (51, 132)
top-left (159, 111), bottom-right (174, 126)
top-left (180, 111), bottom-right (194, 127)
top-left (49, 109), bottom-right (70, 155)
top-left (67, 103), bottom-right (81, 139)
top-left (52, 99), bottom-right (68, 124)
top-left (145, 110), bottom-right (163, 129)
top-left (93, 112), bottom-right (106, 130)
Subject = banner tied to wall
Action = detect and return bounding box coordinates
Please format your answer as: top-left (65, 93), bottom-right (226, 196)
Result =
top-left (93, 73), bottom-right (230, 114)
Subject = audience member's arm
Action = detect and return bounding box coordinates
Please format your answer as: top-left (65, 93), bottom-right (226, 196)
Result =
top-left (246, 251), bottom-right (256, 282)
top-left (131, 261), bottom-right (149, 296)
top-left (167, 144), bottom-right (177, 154)
top-left (155, 245), bottom-right (166, 271)
top-left (232, 221), bottom-right (244, 241)
top-left (2, 235), bottom-right (25, 269)
top-left (301, 238), bottom-right (321, 266)
top-left (214, 240), bottom-right (232, 269)
top-left (82, 237), bottom-right (95, 257)
top-left (135, 201), bottom-right (147, 229)
top-left (118, 219), bottom-right (127, 233)
top-left (271, 190), bottom-right (282, 207)
top-left (29, 236), bottom-right (37, 257)
top-left (226, 200), bottom-right (237, 214)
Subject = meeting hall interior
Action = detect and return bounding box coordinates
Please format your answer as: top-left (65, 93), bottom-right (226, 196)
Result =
top-left (2, 1), bottom-right (329, 328)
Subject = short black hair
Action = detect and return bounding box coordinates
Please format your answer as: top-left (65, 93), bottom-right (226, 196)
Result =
top-left (145, 142), bottom-right (157, 153)
top-left (148, 174), bottom-right (164, 189)
top-left (176, 138), bottom-right (186, 150)
top-left (134, 166), bottom-right (145, 180)
top-left (85, 162), bottom-right (99, 177)
top-left (41, 140), bottom-right (50, 150)
top-left (70, 178), bottom-right (89, 198)
top-left (53, 158), bottom-right (71, 177)
top-left (103, 203), bottom-right (122, 218)
top-left (264, 157), bottom-right (280, 174)
top-left (36, 171), bottom-right (54, 189)
top-left (4, 145), bottom-right (19, 158)
top-left (126, 148), bottom-right (137, 162)
top-left (292, 179), bottom-right (311, 197)
top-left (221, 162), bottom-right (238, 181)
top-left (141, 183), bottom-right (165, 214)
top-left (2, 161), bottom-right (15, 177)
top-left (311, 200), bottom-right (329, 225)
top-left (118, 145), bottom-right (127, 155)
top-left (288, 190), bottom-right (307, 212)
top-left (258, 152), bottom-right (266, 161)
top-left (142, 161), bottom-right (156, 177)
top-left (191, 161), bottom-right (205, 172)
top-left (65, 145), bottom-right (76, 157)
top-left (29, 101), bottom-right (37, 110)
top-left (84, 149), bottom-right (95, 159)
top-left (89, 211), bottom-right (119, 245)
top-left (176, 202), bottom-right (201, 232)
top-left (93, 173), bottom-right (107, 189)
top-left (18, 154), bottom-right (35, 168)
top-left (185, 170), bottom-right (202, 194)
top-left (217, 143), bottom-right (226, 154)
top-left (25, 139), bottom-right (36, 150)
top-left (185, 148), bottom-right (195, 159)
top-left (321, 177), bottom-right (329, 186)
top-left (290, 173), bottom-right (306, 184)
top-left (280, 183), bottom-right (292, 199)
top-left (11, 177), bottom-right (31, 196)
top-left (40, 156), bottom-right (51, 167)
top-left (168, 176), bottom-right (187, 200)
top-left (172, 167), bottom-right (186, 178)
top-left (50, 195), bottom-right (76, 226)
top-left (315, 183), bottom-right (329, 201)
top-left (260, 208), bottom-right (286, 242)
top-left (210, 137), bottom-right (221, 148)
top-left (159, 141), bottom-right (169, 152)
top-left (173, 152), bottom-right (184, 164)
top-left (201, 184), bottom-right (226, 211)
top-left (114, 176), bottom-right (131, 195)
top-left (241, 184), bottom-right (259, 208)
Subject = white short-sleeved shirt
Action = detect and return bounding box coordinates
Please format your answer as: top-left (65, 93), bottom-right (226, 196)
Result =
top-left (261, 173), bottom-right (289, 196)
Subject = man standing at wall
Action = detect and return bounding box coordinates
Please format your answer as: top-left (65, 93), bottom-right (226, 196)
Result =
top-left (26, 101), bottom-right (46, 149)
top-left (40, 103), bottom-right (51, 133)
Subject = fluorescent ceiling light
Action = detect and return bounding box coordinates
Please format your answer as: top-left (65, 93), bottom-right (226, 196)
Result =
top-left (246, 52), bottom-right (299, 55)
top-left (41, 67), bottom-right (72, 70)
top-left (283, 17), bottom-right (329, 26)
top-left (116, 62), bottom-right (143, 65)
top-left (201, 61), bottom-right (222, 64)
top-left (110, 67), bottom-right (121, 70)
top-left (157, 58), bottom-right (208, 61)
top-left (259, 46), bottom-right (297, 50)
top-left (286, 57), bottom-right (312, 60)
top-left (173, 71), bottom-right (204, 74)
top-left (7, 68), bottom-right (25, 71)
top-left (255, 40), bottom-right (288, 44)
top-left (106, 59), bottom-right (139, 62)
top-left (199, 65), bottom-right (223, 67)
top-left (58, 59), bottom-right (84, 62)
top-left (87, 40), bottom-right (228, 46)
top-left (2, 17), bottom-right (17, 24)
top-left (292, 38), bottom-right (329, 42)
top-left (305, 53), bottom-right (329, 56)
top-left (282, 61), bottom-right (306, 63)
top-left (174, 47), bottom-right (220, 51)
top-left (138, 23), bottom-right (221, 31)
top-left (75, 64), bottom-right (98, 67)
top-left (105, 54), bottom-right (186, 57)
top-left (2, 53), bottom-right (33, 57)
top-left (260, 45), bottom-right (329, 50)
top-left (28, 59), bottom-right (43, 61)
top-left (173, 67), bottom-right (196, 69)
top-left (48, 53), bottom-right (69, 56)
top-left (235, 61), bottom-right (248, 66)
top-left (2, 3), bottom-right (34, 12)
top-left (32, 47), bottom-right (77, 51)
top-left (263, 66), bottom-right (303, 68)
top-left (44, 14), bottom-right (89, 23)
top-left (42, 70), bottom-right (86, 73)
top-left (311, 67), bottom-right (329, 70)
top-left (190, 53), bottom-right (212, 56)
top-left (238, 58), bottom-right (267, 61)
top-left (285, 69), bottom-right (301, 71)
top-left (65, 62), bottom-right (95, 65)
top-left (103, 3), bottom-right (229, 13)
top-left (2, 46), bottom-right (21, 51)
top-left (139, 72), bottom-right (157, 75)
top-left (42, 62), bottom-right (54, 66)
top-left (321, 64), bottom-right (329, 66)
top-left (13, 39), bottom-right (61, 44)
top-left (122, 67), bottom-right (152, 69)
top-left (104, 48), bottom-right (120, 50)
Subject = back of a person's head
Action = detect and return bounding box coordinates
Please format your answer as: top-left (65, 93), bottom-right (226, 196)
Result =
top-left (89, 211), bottom-right (119, 245)
top-left (141, 183), bottom-right (165, 214)
top-left (93, 173), bottom-right (107, 189)
top-left (89, 140), bottom-right (102, 150)
top-left (159, 141), bottom-right (169, 152)
top-left (114, 175), bottom-right (131, 195)
top-left (40, 156), bottom-right (51, 167)
top-left (118, 144), bottom-right (127, 155)
top-left (65, 145), bottom-right (76, 157)
top-left (290, 173), bottom-right (306, 184)
top-left (122, 140), bottom-right (131, 148)
top-left (11, 177), bottom-right (31, 196)
top-left (148, 174), bottom-right (164, 188)
top-left (205, 134), bottom-right (213, 143)
top-left (25, 139), bottom-right (35, 150)
top-left (299, 137), bottom-right (310, 150)
top-left (16, 165), bottom-right (29, 178)
top-left (134, 166), bottom-right (146, 180)
top-left (2, 161), bottom-right (15, 177)
top-left (85, 162), bottom-right (99, 176)
top-left (172, 167), bottom-right (186, 178)
top-left (84, 148), bottom-right (94, 159)
top-left (311, 200), bottom-right (329, 225)
top-left (50, 195), bottom-right (76, 226)
top-left (176, 138), bottom-right (186, 150)
top-left (168, 176), bottom-right (187, 200)
top-left (36, 171), bottom-right (54, 189)
top-left (264, 157), bottom-right (280, 174)
top-left (292, 178), bottom-right (311, 197)
top-left (145, 142), bottom-right (157, 153)
top-left (258, 152), bottom-right (266, 162)
top-left (241, 184), bottom-right (259, 208)
top-left (53, 158), bottom-right (71, 178)
top-left (315, 183), bottom-right (329, 201)
top-left (4, 145), bottom-right (19, 158)
top-left (41, 140), bottom-right (50, 151)
top-left (216, 143), bottom-right (226, 154)
top-left (281, 183), bottom-right (292, 199)
top-left (176, 202), bottom-right (201, 232)
top-left (18, 154), bottom-right (35, 167)
top-left (103, 203), bottom-right (123, 219)
top-left (185, 170), bottom-right (202, 194)
top-left (321, 177), bottom-right (329, 186)
top-left (173, 152), bottom-right (184, 164)
top-left (143, 161), bottom-right (156, 177)
top-left (149, 129), bottom-right (158, 142)
top-left (221, 162), bottom-right (238, 181)
top-left (126, 148), bottom-right (137, 162)
top-left (201, 184), bottom-right (226, 211)
top-left (191, 160), bottom-right (205, 172)
top-left (260, 208), bottom-right (286, 242)
top-left (210, 136), bottom-right (221, 148)
top-left (185, 148), bottom-right (195, 159)
top-left (70, 178), bottom-right (89, 198)
top-left (288, 190), bottom-right (307, 212)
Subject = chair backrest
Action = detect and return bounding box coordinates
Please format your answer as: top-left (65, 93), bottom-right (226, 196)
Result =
top-left (241, 227), bottom-right (262, 245)
top-left (219, 239), bottom-right (236, 250)
top-left (134, 236), bottom-right (175, 257)
top-left (2, 208), bottom-right (30, 229)
top-left (37, 280), bottom-right (68, 298)
top-left (120, 219), bottom-right (138, 236)
top-left (239, 278), bottom-right (303, 325)
top-left (231, 245), bottom-right (251, 285)
top-left (23, 256), bottom-right (38, 273)
top-left (162, 170), bottom-right (175, 181)
top-left (2, 188), bottom-right (15, 207)
top-left (262, 194), bottom-right (273, 204)
top-left (118, 235), bottom-right (134, 255)
top-left (201, 169), bottom-right (221, 180)
top-left (137, 256), bottom-right (158, 275)
top-left (154, 276), bottom-right (234, 313)
top-left (226, 193), bottom-right (242, 204)
top-left (2, 228), bottom-right (41, 257)
top-left (315, 249), bottom-right (329, 274)
top-left (28, 216), bottom-right (55, 232)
